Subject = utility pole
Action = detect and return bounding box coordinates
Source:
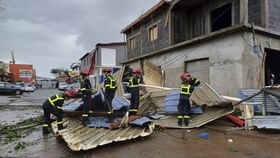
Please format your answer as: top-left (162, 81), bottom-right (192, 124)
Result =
top-left (11, 51), bottom-right (15, 64)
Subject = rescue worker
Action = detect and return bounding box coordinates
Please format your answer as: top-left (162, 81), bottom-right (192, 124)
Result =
top-left (188, 72), bottom-right (201, 88)
top-left (80, 72), bottom-right (92, 125)
top-left (103, 68), bottom-right (117, 122)
top-left (127, 68), bottom-right (142, 116)
top-left (177, 73), bottom-right (194, 126)
top-left (42, 91), bottom-right (71, 135)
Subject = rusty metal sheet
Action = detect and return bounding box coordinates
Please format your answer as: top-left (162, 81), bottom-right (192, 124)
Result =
top-left (190, 82), bottom-right (231, 106)
top-left (51, 118), bottom-right (155, 151)
top-left (155, 106), bottom-right (234, 129)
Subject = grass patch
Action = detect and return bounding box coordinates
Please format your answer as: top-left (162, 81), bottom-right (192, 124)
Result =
top-left (0, 116), bottom-right (43, 144)
top-left (0, 105), bottom-right (41, 111)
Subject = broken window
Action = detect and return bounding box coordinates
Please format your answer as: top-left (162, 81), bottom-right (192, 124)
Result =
top-left (211, 3), bottom-right (232, 32)
top-left (128, 37), bottom-right (136, 49)
top-left (148, 24), bottom-right (158, 42)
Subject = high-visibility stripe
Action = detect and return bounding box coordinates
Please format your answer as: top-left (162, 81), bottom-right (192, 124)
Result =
top-left (81, 88), bottom-right (91, 91)
top-left (129, 77), bottom-right (139, 88)
top-left (107, 111), bottom-right (113, 114)
top-left (129, 109), bottom-right (138, 112)
top-left (57, 106), bottom-right (62, 109)
top-left (57, 121), bottom-right (63, 124)
top-left (184, 116), bottom-right (190, 118)
top-left (194, 79), bottom-right (199, 84)
top-left (43, 124), bottom-right (48, 127)
top-left (180, 84), bottom-right (191, 95)
top-left (48, 94), bottom-right (64, 107)
top-left (105, 76), bottom-right (116, 89)
top-left (177, 116), bottom-right (183, 118)
top-left (82, 114), bottom-right (88, 117)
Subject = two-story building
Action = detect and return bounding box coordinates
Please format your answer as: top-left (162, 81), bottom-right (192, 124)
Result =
top-left (80, 42), bottom-right (126, 87)
top-left (121, 0), bottom-right (280, 96)
top-left (9, 64), bottom-right (35, 83)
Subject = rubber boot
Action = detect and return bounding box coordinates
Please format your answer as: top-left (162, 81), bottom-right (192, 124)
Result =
top-left (177, 118), bottom-right (183, 126)
top-left (107, 113), bottom-right (114, 123)
top-left (82, 117), bottom-right (90, 126)
top-left (42, 127), bottom-right (50, 135)
top-left (184, 118), bottom-right (189, 126)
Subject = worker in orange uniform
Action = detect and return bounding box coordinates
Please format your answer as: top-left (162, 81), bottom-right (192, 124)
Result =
top-left (127, 68), bottom-right (143, 116)
top-left (103, 68), bottom-right (117, 122)
top-left (42, 92), bottom-right (71, 135)
top-left (177, 73), bottom-right (195, 126)
top-left (80, 72), bottom-right (92, 125)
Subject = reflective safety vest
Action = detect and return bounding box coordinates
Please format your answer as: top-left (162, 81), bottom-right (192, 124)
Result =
top-left (48, 94), bottom-right (64, 109)
top-left (129, 76), bottom-right (139, 88)
top-left (180, 84), bottom-right (191, 95)
top-left (105, 76), bottom-right (116, 89)
top-left (80, 79), bottom-right (92, 94)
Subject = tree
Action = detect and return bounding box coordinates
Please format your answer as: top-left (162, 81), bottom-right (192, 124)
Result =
top-left (50, 68), bottom-right (64, 78)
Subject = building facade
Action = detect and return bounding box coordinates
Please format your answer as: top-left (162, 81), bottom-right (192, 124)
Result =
top-left (80, 42), bottom-right (126, 87)
top-left (9, 64), bottom-right (35, 83)
top-left (121, 0), bottom-right (280, 96)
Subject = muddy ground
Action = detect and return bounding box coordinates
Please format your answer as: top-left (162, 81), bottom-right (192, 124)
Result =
top-left (1, 89), bottom-right (280, 158)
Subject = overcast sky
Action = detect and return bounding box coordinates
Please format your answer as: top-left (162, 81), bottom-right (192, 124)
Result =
top-left (0, 0), bottom-right (159, 78)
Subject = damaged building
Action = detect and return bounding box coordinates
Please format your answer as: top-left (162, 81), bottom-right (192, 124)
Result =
top-left (121, 0), bottom-right (280, 96)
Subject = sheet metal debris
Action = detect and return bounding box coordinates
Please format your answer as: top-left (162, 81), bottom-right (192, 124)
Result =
top-left (190, 82), bottom-right (231, 106)
top-left (155, 107), bottom-right (234, 129)
top-left (252, 116), bottom-right (280, 129)
top-left (164, 90), bottom-right (203, 114)
top-left (52, 118), bottom-right (155, 151)
top-left (237, 89), bottom-right (280, 113)
top-left (129, 117), bottom-right (152, 126)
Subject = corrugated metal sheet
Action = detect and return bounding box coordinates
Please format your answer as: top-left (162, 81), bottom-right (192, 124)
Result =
top-left (143, 60), bottom-right (164, 92)
top-left (237, 89), bottom-right (280, 113)
top-left (164, 90), bottom-right (203, 114)
top-left (252, 116), bottom-right (280, 129)
top-left (62, 99), bottom-right (82, 112)
top-left (52, 118), bottom-right (155, 151)
top-left (155, 107), bottom-right (234, 129)
top-left (190, 82), bottom-right (231, 106)
top-left (62, 95), bottom-right (130, 112)
top-left (129, 117), bottom-right (152, 126)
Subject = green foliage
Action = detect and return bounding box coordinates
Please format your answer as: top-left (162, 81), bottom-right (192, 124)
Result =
top-left (14, 141), bottom-right (28, 151)
top-left (0, 116), bottom-right (43, 144)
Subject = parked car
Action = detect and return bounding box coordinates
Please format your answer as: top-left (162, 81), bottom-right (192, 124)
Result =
top-left (0, 82), bottom-right (23, 95)
top-left (58, 82), bottom-right (68, 91)
top-left (24, 84), bottom-right (35, 92)
top-left (15, 82), bottom-right (25, 91)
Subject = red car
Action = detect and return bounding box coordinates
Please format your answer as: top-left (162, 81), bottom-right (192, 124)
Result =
top-left (65, 87), bottom-right (81, 98)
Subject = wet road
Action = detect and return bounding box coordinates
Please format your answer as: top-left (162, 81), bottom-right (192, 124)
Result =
top-left (1, 89), bottom-right (280, 158)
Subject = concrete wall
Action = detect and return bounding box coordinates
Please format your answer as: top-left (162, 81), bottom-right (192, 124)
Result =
top-left (248, 0), bottom-right (262, 27)
top-left (242, 32), bottom-right (280, 89)
top-left (144, 34), bottom-right (244, 95)
top-left (126, 31), bottom-right (280, 96)
top-left (268, 0), bottom-right (280, 32)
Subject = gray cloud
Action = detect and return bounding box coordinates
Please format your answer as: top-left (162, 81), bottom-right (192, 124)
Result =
top-left (0, 0), bottom-right (159, 77)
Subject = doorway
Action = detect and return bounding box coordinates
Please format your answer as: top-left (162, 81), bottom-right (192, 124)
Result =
top-left (265, 48), bottom-right (280, 85)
